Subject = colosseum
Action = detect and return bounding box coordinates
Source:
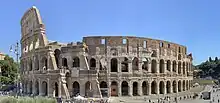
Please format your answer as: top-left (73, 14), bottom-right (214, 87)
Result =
top-left (20, 6), bottom-right (193, 99)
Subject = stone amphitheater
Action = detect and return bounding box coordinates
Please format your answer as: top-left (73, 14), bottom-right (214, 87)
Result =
top-left (20, 6), bottom-right (193, 99)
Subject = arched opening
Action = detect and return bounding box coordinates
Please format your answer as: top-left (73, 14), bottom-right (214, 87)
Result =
top-left (151, 50), bottom-right (157, 57)
top-left (29, 81), bottom-right (33, 94)
top-left (90, 58), bottom-right (96, 70)
top-left (42, 81), bottom-right (48, 96)
top-left (29, 59), bottom-right (32, 71)
top-left (132, 57), bottom-right (139, 70)
top-left (85, 81), bottom-right (92, 97)
top-left (35, 81), bottom-right (39, 95)
top-left (186, 80), bottom-right (189, 90)
top-left (167, 60), bottom-right (171, 71)
top-left (111, 58), bottom-right (118, 72)
top-left (151, 81), bottom-right (157, 94)
top-left (72, 81), bottom-right (80, 96)
top-left (142, 81), bottom-right (148, 95)
top-left (173, 81), bottom-right (177, 93)
top-left (159, 59), bottom-right (165, 73)
top-left (166, 81), bottom-right (171, 94)
top-left (111, 81), bottom-right (118, 96)
top-left (142, 60), bottom-right (148, 71)
top-left (121, 81), bottom-right (129, 96)
top-left (110, 48), bottom-right (118, 56)
top-left (178, 81), bottom-right (181, 92)
top-left (24, 82), bottom-right (27, 94)
top-left (173, 61), bottom-right (177, 72)
top-left (178, 62), bottom-right (181, 74)
top-left (183, 62), bottom-right (185, 75)
top-left (54, 49), bottom-right (61, 68)
top-left (133, 82), bottom-right (138, 96)
top-left (183, 80), bottom-right (186, 91)
top-left (73, 57), bottom-right (80, 67)
top-left (178, 54), bottom-right (181, 60)
top-left (151, 60), bottom-right (157, 73)
top-left (42, 57), bottom-right (48, 70)
top-left (35, 56), bottom-right (39, 70)
top-left (121, 57), bottom-right (129, 72)
top-left (159, 81), bottom-right (165, 94)
top-left (100, 81), bottom-right (108, 97)
top-left (62, 58), bottom-right (68, 68)
top-left (54, 82), bottom-right (59, 97)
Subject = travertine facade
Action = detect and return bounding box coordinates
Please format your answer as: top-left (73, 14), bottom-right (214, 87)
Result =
top-left (20, 6), bottom-right (193, 98)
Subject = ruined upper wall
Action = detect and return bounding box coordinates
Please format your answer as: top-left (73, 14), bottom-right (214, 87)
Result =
top-left (20, 6), bottom-right (48, 55)
top-left (83, 36), bottom-right (188, 54)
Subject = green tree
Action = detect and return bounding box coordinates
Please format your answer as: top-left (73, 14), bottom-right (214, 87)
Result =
top-left (215, 57), bottom-right (219, 62)
top-left (209, 57), bottom-right (213, 62)
top-left (0, 55), bottom-right (18, 85)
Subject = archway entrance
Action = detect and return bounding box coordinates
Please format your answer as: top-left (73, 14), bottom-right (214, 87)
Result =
top-left (121, 81), bottom-right (129, 96)
top-left (42, 81), bottom-right (48, 96)
top-left (133, 82), bottom-right (138, 96)
top-left (142, 81), bottom-right (148, 95)
top-left (151, 81), bottom-right (157, 94)
top-left (111, 81), bottom-right (118, 96)
top-left (72, 81), bottom-right (80, 96)
top-left (100, 81), bottom-right (108, 97)
top-left (85, 81), bottom-right (92, 97)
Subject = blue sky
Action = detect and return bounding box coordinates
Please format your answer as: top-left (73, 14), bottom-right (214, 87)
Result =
top-left (0, 0), bottom-right (219, 65)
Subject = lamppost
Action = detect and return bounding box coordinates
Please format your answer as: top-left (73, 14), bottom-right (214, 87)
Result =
top-left (10, 42), bottom-right (20, 98)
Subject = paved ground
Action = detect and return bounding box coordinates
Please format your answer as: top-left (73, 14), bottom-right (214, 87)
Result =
top-left (109, 86), bottom-right (206, 103)
top-left (179, 85), bottom-right (220, 103)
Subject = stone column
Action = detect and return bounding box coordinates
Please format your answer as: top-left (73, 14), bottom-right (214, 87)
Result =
top-left (148, 82), bottom-right (151, 95)
top-left (58, 78), bottom-right (62, 98)
top-left (32, 80), bottom-right (36, 95)
top-left (138, 81), bottom-right (142, 96)
top-left (118, 60), bottom-right (121, 73)
top-left (164, 82), bottom-right (167, 94)
top-left (156, 81), bottom-right (159, 94)
top-left (47, 53), bottom-right (50, 70)
top-left (170, 62), bottom-right (173, 73)
top-left (128, 81), bottom-right (133, 96)
top-left (39, 79), bottom-right (43, 96)
top-left (108, 81), bottom-right (111, 97)
top-left (156, 61), bottom-right (160, 73)
top-left (164, 62), bottom-right (167, 74)
top-left (128, 62), bottom-right (132, 73)
top-left (176, 82), bottom-right (179, 93)
top-left (148, 61), bottom-right (151, 73)
top-left (47, 78), bottom-right (52, 97)
top-left (170, 82), bottom-right (173, 93)
top-left (118, 81), bottom-right (121, 96)
top-left (27, 82), bottom-right (30, 94)
top-left (139, 62), bottom-right (142, 72)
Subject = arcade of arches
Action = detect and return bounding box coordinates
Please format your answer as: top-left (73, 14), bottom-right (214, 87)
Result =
top-left (22, 79), bottom-right (192, 97)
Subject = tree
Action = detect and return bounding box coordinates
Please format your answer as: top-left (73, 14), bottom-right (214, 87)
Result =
top-left (0, 55), bottom-right (18, 85)
top-left (209, 57), bottom-right (213, 62)
top-left (215, 57), bottom-right (219, 62)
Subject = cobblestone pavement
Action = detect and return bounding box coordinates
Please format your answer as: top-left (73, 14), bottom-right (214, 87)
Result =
top-left (109, 86), bottom-right (205, 103)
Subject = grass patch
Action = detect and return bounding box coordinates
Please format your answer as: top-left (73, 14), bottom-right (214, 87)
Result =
top-left (0, 96), bottom-right (56, 103)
